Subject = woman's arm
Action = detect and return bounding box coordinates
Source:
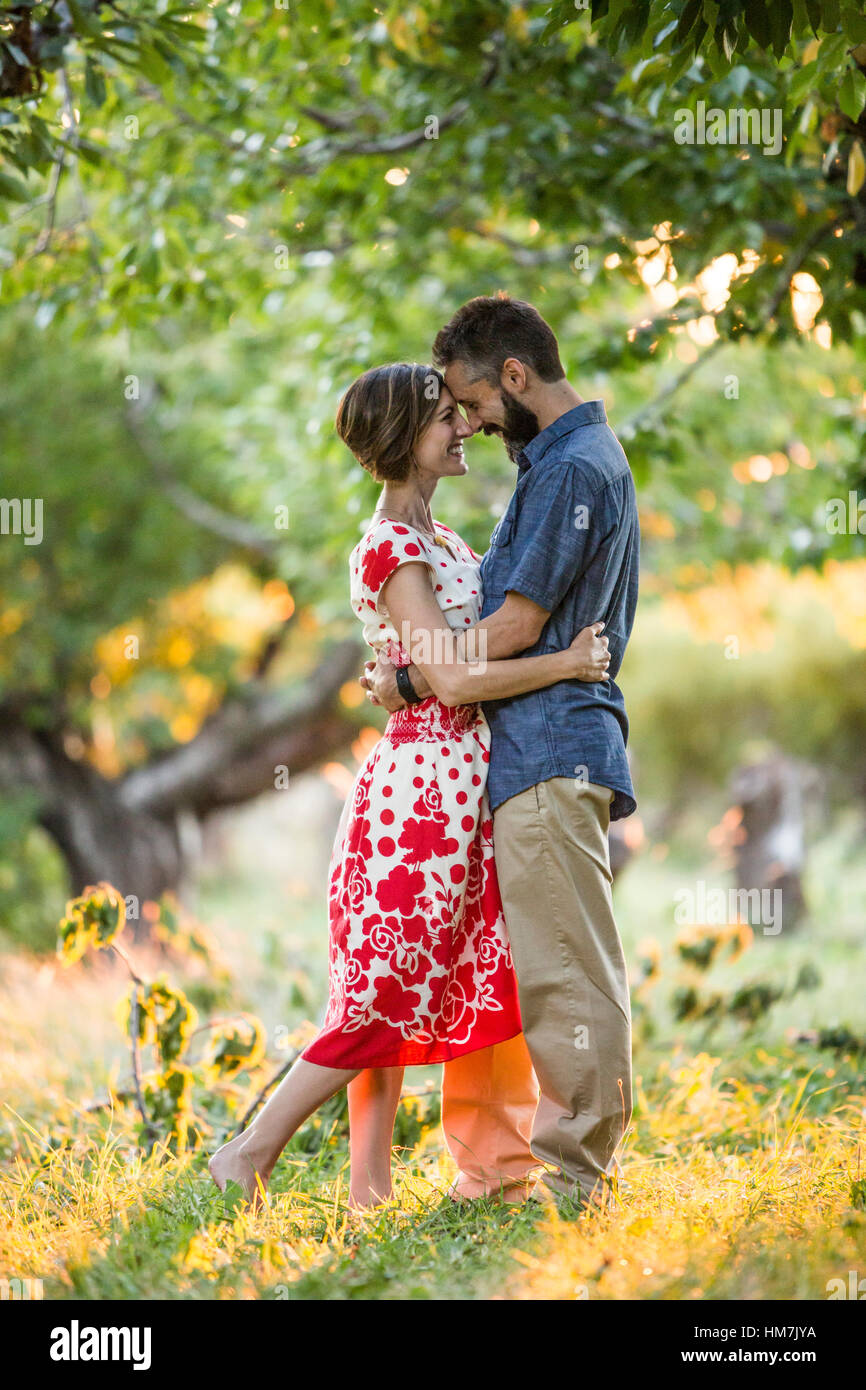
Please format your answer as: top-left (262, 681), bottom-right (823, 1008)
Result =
top-left (393, 591), bottom-right (557, 701)
top-left (380, 563), bottom-right (609, 708)
top-left (364, 587), bottom-right (606, 708)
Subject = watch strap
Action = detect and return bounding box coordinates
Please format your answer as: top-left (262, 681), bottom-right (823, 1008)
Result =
top-left (395, 663), bottom-right (423, 705)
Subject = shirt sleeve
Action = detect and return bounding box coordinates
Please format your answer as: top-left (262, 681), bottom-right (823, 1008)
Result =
top-left (358, 520), bottom-right (437, 616)
top-left (505, 461), bottom-right (602, 613)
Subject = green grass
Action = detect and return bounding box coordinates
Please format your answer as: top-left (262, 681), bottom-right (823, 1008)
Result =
top-left (1, 817), bottom-right (864, 1300)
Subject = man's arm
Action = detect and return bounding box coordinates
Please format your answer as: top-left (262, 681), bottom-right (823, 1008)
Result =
top-left (365, 460), bottom-right (606, 709)
top-left (459, 591), bottom-right (552, 658)
top-left (361, 591), bottom-right (552, 710)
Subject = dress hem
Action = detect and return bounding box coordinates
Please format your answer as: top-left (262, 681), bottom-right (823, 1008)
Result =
top-left (300, 1021), bottom-right (524, 1071)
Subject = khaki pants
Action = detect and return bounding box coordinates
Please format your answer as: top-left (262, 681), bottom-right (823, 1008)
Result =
top-left (491, 778), bottom-right (633, 1208)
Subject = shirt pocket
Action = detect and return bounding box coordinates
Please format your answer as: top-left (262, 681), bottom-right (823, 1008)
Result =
top-left (489, 513), bottom-right (515, 550)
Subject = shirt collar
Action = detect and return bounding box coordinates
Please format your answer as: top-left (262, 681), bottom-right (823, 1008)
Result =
top-left (517, 399), bottom-right (607, 476)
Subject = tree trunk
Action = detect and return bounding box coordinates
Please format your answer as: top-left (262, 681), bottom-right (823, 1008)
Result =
top-left (0, 638), bottom-right (365, 935)
top-left (729, 754), bottom-right (810, 934)
top-left (39, 740), bottom-right (185, 907)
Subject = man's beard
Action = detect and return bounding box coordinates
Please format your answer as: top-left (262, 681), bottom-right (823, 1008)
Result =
top-left (482, 389), bottom-right (541, 463)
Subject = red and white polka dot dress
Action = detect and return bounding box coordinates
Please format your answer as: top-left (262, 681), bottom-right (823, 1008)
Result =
top-left (301, 517), bottom-right (523, 1069)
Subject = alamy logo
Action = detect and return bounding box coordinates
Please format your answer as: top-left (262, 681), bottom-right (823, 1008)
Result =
top-left (0, 497), bottom-right (43, 545)
top-left (395, 621), bottom-right (487, 669)
top-left (674, 100), bottom-right (782, 155)
top-left (674, 882), bottom-right (782, 936)
top-left (0, 1275), bottom-right (43, 1299)
top-left (825, 492), bottom-right (866, 534)
top-left (49, 1320), bottom-right (152, 1371)
top-left (826, 1270), bottom-right (866, 1299)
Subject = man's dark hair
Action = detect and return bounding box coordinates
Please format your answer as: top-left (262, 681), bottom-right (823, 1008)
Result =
top-left (432, 293), bottom-right (565, 386)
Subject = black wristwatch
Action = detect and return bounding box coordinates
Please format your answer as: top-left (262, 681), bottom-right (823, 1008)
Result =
top-left (395, 664), bottom-right (423, 705)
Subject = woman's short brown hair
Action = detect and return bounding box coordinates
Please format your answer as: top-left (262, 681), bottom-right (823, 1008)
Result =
top-left (335, 363), bottom-right (445, 483)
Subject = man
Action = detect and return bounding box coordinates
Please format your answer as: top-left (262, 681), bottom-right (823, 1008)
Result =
top-left (362, 294), bottom-right (639, 1213)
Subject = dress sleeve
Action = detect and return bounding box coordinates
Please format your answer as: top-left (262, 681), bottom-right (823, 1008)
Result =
top-left (358, 520), bottom-right (437, 616)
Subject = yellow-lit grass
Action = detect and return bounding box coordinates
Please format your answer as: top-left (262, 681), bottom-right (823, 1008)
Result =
top-left (3, 950), bottom-right (865, 1301)
top-left (505, 1054), bottom-right (866, 1301)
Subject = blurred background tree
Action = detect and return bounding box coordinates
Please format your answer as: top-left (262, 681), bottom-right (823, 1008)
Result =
top-left (1, 1), bottom-right (864, 927)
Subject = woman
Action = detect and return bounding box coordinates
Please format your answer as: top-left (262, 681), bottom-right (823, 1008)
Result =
top-left (209, 363), bottom-right (610, 1210)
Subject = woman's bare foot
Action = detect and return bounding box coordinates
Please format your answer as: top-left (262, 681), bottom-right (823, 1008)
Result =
top-left (208, 1132), bottom-right (274, 1210)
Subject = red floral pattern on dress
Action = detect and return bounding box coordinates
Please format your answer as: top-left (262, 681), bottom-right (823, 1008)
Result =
top-left (301, 518), bottom-right (523, 1069)
top-left (361, 538), bottom-right (401, 598)
top-left (348, 517), bottom-right (482, 651)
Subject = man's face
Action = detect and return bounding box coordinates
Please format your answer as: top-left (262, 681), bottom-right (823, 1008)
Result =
top-left (444, 359), bottom-right (540, 464)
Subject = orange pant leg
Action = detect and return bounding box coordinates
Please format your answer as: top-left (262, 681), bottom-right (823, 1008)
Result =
top-left (440, 1032), bottom-right (542, 1202)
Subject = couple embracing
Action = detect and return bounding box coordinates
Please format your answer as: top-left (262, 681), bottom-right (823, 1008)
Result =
top-left (210, 294), bottom-right (640, 1216)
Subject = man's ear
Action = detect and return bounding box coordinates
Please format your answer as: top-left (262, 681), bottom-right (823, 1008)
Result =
top-left (500, 357), bottom-right (529, 394)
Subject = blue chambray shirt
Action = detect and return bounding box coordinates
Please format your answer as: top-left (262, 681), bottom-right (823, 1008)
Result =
top-left (479, 400), bottom-right (639, 820)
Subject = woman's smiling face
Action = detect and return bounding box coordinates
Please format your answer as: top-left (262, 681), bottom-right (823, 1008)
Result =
top-left (413, 384), bottom-right (473, 479)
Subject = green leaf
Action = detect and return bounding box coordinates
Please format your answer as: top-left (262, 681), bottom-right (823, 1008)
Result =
top-left (620, 2), bottom-right (652, 51)
top-left (768, 0), bottom-right (794, 58)
top-left (67, 0), bottom-right (103, 40)
top-left (135, 41), bottom-right (174, 84)
top-left (703, 0), bottom-right (721, 27)
top-left (816, 31), bottom-right (849, 70)
top-left (820, 0), bottom-right (841, 31)
top-left (717, 21), bottom-right (738, 62)
top-left (744, 0), bottom-right (773, 50)
top-left (220, 1179), bottom-right (248, 1218)
top-left (57, 912), bottom-right (89, 966)
top-left (0, 168), bottom-right (32, 202)
top-left (665, 43), bottom-right (699, 83)
top-left (787, 59), bottom-right (820, 103)
top-left (139, 245), bottom-right (160, 284)
top-left (71, 137), bottom-right (105, 167)
top-left (691, 17), bottom-right (709, 54)
top-left (84, 56), bottom-right (107, 108)
top-left (653, 18), bottom-right (680, 49)
top-left (675, 0), bottom-right (703, 45)
top-left (838, 66), bottom-right (866, 120)
top-left (152, 35), bottom-right (187, 77)
top-left (842, 7), bottom-right (866, 42)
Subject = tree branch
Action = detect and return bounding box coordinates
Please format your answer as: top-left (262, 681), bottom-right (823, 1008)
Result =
top-left (623, 334), bottom-right (726, 434)
top-left (30, 148), bottom-right (65, 257)
top-left (763, 215), bottom-right (842, 323)
top-left (119, 637), bottom-right (364, 817)
top-left (297, 104), bottom-right (362, 133)
top-left (623, 216), bottom-right (842, 433)
top-left (124, 396), bottom-right (279, 561)
top-left (59, 65), bottom-right (103, 287)
top-left (470, 222), bottom-right (581, 266)
top-left (155, 42), bottom-right (501, 178)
